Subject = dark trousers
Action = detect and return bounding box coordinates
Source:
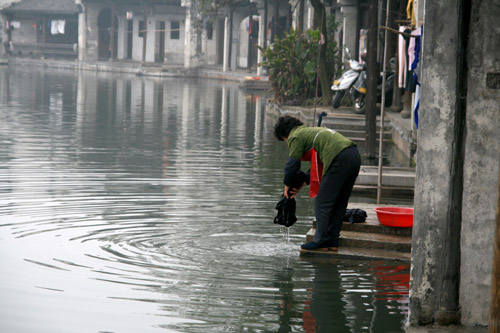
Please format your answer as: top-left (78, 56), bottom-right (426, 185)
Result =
top-left (313, 145), bottom-right (361, 246)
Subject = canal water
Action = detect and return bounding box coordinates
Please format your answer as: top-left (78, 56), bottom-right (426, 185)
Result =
top-left (0, 67), bottom-right (409, 333)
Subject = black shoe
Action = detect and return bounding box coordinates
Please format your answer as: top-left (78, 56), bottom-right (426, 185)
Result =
top-left (300, 241), bottom-right (329, 252)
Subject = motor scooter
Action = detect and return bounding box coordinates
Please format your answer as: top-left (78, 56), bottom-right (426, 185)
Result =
top-left (331, 48), bottom-right (364, 109)
top-left (351, 58), bottom-right (396, 114)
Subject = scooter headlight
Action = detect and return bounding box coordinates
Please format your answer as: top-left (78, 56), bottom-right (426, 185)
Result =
top-left (333, 80), bottom-right (340, 85)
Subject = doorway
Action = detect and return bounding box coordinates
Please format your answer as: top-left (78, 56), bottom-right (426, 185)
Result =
top-left (155, 21), bottom-right (165, 63)
top-left (97, 8), bottom-right (118, 60)
top-left (216, 19), bottom-right (225, 65)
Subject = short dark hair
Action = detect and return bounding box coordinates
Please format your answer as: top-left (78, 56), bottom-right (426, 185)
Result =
top-left (274, 116), bottom-right (304, 141)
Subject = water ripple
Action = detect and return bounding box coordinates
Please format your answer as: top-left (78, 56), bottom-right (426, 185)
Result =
top-left (0, 68), bottom-right (408, 333)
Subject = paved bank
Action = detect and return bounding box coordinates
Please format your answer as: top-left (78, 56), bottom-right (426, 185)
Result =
top-left (1, 57), bottom-right (269, 84)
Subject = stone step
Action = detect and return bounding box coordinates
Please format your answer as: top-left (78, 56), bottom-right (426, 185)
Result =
top-left (301, 203), bottom-right (413, 261)
top-left (300, 246), bottom-right (411, 261)
top-left (352, 185), bottom-right (415, 198)
top-left (268, 105), bottom-right (391, 131)
top-left (322, 118), bottom-right (392, 132)
top-left (340, 215), bottom-right (413, 236)
top-left (311, 203), bottom-right (413, 237)
top-left (341, 129), bottom-right (392, 139)
top-left (306, 229), bottom-right (412, 252)
top-left (356, 165), bottom-right (415, 188)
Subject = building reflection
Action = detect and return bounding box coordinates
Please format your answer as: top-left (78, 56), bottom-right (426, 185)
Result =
top-left (274, 258), bottom-right (410, 333)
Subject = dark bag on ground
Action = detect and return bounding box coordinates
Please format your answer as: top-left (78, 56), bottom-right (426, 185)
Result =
top-left (343, 208), bottom-right (367, 223)
top-left (273, 171), bottom-right (308, 228)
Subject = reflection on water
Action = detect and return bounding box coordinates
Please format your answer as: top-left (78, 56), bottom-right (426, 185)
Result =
top-left (0, 67), bottom-right (408, 332)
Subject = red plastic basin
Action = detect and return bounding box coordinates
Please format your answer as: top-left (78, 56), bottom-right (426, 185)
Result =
top-left (373, 207), bottom-right (414, 228)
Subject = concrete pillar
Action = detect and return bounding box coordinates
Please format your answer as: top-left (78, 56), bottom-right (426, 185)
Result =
top-left (409, 0), bottom-right (466, 326)
top-left (76, 0), bottom-right (87, 61)
top-left (256, 9), bottom-right (265, 76)
top-left (0, 14), bottom-right (4, 57)
top-left (490, 161), bottom-right (500, 331)
top-left (408, 0), bottom-right (500, 328)
top-left (306, 3), bottom-right (314, 30)
top-left (146, 17), bottom-right (155, 63)
top-left (339, 0), bottom-right (358, 59)
top-left (117, 18), bottom-right (125, 60)
top-left (182, 0), bottom-right (197, 68)
top-left (291, 0), bottom-right (298, 30)
top-left (222, 16), bottom-right (229, 72)
top-left (183, 4), bottom-right (193, 67)
top-left (460, 0), bottom-right (500, 326)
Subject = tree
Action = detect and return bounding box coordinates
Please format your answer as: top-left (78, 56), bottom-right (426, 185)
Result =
top-left (190, 0), bottom-right (252, 58)
top-left (309, 0), bottom-right (331, 106)
top-left (258, 29), bottom-right (322, 105)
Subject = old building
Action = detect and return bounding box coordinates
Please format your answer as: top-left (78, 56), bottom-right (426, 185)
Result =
top-left (1, 0), bottom-right (297, 73)
top-left (0, 0), bottom-right (79, 59)
top-left (77, 0), bottom-right (189, 64)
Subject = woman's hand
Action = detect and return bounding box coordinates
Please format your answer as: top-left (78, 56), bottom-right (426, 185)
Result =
top-left (284, 182), bottom-right (306, 199)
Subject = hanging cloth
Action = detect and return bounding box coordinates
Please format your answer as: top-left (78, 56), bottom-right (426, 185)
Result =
top-left (411, 26), bottom-right (423, 128)
top-left (406, 0), bottom-right (416, 27)
top-left (398, 26), bottom-right (407, 88)
top-left (58, 20), bottom-right (65, 34)
top-left (301, 148), bottom-right (323, 198)
top-left (51, 20), bottom-right (59, 35)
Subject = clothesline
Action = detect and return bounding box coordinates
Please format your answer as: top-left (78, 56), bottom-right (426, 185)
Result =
top-left (379, 25), bottom-right (420, 38)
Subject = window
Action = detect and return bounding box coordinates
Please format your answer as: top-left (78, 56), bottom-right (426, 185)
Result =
top-left (170, 21), bottom-right (179, 39)
top-left (138, 20), bottom-right (144, 38)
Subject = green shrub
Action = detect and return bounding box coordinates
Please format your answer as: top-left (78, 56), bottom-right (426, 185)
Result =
top-left (258, 15), bottom-right (341, 106)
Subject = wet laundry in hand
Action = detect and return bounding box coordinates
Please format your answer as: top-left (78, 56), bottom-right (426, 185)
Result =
top-left (274, 195), bottom-right (297, 227)
top-left (273, 170), bottom-right (308, 228)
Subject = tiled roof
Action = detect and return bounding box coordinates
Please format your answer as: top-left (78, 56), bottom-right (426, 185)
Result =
top-left (2, 0), bottom-right (78, 14)
top-left (0, 0), bottom-right (20, 10)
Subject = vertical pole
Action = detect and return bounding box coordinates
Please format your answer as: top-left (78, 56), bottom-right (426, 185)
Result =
top-left (490, 162), bottom-right (500, 332)
top-left (312, 7), bottom-right (324, 127)
top-left (365, 0), bottom-right (378, 159)
top-left (377, 0), bottom-right (390, 205)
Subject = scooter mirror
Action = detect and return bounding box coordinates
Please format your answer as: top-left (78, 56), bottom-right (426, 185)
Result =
top-left (345, 47), bottom-right (351, 59)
